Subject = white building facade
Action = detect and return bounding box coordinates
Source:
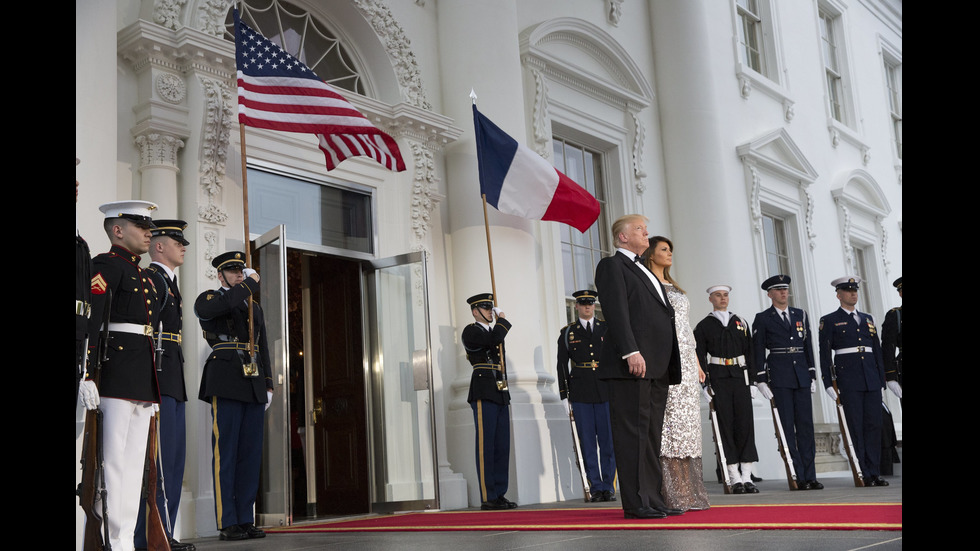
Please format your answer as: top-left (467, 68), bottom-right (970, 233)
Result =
top-left (76, 0), bottom-right (901, 542)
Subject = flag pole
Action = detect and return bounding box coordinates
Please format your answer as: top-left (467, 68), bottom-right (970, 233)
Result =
top-left (473, 89), bottom-right (507, 388)
top-left (239, 122), bottom-right (256, 358)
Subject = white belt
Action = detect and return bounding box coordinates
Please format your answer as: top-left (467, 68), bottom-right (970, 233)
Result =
top-left (707, 354), bottom-right (746, 366)
top-left (108, 322), bottom-right (154, 337)
top-left (834, 346), bottom-right (869, 355)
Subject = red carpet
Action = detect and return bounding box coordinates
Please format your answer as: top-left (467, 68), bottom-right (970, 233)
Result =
top-left (271, 503), bottom-right (901, 532)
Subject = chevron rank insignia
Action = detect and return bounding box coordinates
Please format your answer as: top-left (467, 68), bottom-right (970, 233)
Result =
top-left (91, 273), bottom-right (108, 295)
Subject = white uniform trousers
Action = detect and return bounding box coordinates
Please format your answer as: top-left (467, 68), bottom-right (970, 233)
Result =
top-left (98, 398), bottom-right (153, 551)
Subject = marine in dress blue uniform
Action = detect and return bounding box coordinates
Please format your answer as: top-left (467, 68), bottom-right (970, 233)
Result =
top-left (135, 220), bottom-right (195, 551)
top-left (751, 275), bottom-right (822, 490)
top-left (819, 276), bottom-right (889, 486)
top-left (461, 293), bottom-right (517, 510)
top-left (88, 200), bottom-right (162, 551)
top-left (693, 285), bottom-right (759, 494)
top-left (557, 290), bottom-right (617, 502)
top-left (196, 251), bottom-right (274, 540)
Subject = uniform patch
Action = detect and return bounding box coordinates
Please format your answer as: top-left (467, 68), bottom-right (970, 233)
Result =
top-left (91, 273), bottom-right (107, 295)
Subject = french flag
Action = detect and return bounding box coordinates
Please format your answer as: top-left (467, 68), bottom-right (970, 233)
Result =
top-left (473, 105), bottom-right (600, 233)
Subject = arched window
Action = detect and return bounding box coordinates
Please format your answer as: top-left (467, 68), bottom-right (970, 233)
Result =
top-left (226, 0), bottom-right (364, 94)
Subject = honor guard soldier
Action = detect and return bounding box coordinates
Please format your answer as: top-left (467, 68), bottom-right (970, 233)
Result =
top-left (693, 285), bottom-right (759, 494)
top-left (135, 220), bottom-right (195, 551)
top-left (89, 200), bottom-right (162, 551)
top-left (76, 158), bottom-right (99, 410)
top-left (881, 277), bottom-right (903, 398)
top-left (557, 290), bottom-right (617, 502)
top-left (461, 293), bottom-right (517, 510)
top-left (819, 277), bottom-right (889, 486)
top-left (195, 252), bottom-right (274, 540)
top-left (751, 275), bottom-right (822, 490)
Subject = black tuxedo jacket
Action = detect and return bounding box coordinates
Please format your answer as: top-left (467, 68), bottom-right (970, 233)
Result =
top-left (594, 251), bottom-right (681, 384)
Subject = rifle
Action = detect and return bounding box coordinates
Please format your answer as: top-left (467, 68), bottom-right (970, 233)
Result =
top-left (143, 411), bottom-right (172, 551)
top-left (78, 289), bottom-right (111, 551)
top-left (706, 386), bottom-right (732, 494)
top-left (567, 405), bottom-right (592, 502)
top-left (831, 377), bottom-right (865, 487)
top-left (768, 397), bottom-right (799, 490)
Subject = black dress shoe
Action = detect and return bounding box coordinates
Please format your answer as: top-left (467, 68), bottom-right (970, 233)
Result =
top-left (623, 506), bottom-right (667, 519)
top-left (750, 474), bottom-right (763, 482)
top-left (219, 525), bottom-right (248, 541)
top-left (868, 476), bottom-right (889, 487)
top-left (656, 507), bottom-right (685, 516)
top-left (590, 492), bottom-right (603, 502)
top-left (731, 482), bottom-right (745, 494)
top-left (170, 539), bottom-right (196, 551)
top-left (806, 480), bottom-right (824, 490)
top-left (743, 482), bottom-right (760, 494)
top-left (601, 490), bottom-right (617, 502)
top-left (481, 499), bottom-right (508, 510)
top-left (240, 523), bottom-right (266, 539)
top-left (497, 496), bottom-right (518, 509)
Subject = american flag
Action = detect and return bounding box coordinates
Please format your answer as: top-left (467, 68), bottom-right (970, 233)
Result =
top-left (234, 11), bottom-right (406, 172)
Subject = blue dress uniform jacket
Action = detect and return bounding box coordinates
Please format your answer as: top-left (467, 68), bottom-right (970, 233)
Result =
top-left (462, 319), bottom-right (512, 405)
top-left (195, 277), bottom-right (274, 403)
top-left (145, 264), bottom-right (188, 401)
top-left (88, 245), bottom-right (161, 402)
top-left (462, 318), bottom-right (512, 505)
top-left (819, 308), bottom-right (886, 478)
top-left (752, 306), bottom-right (815, 388)
top-left (557, 320), bottom-right (608, 403)
top-left (881, 307), bottom-right (902, 386)
top-left (195, 276), bottom-right (273, 530)
top-left (752, 305), bottom-right (817, 483)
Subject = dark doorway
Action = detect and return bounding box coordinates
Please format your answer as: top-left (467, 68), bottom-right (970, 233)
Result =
top-left (287, 250), bottom-right (370, 518)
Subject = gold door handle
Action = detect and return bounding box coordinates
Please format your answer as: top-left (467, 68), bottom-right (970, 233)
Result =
top-left (312, 397), bottom-right (323, 425)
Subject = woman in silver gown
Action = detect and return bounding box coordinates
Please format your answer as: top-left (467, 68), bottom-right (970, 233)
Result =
top-left (645, 236), bottom-right (710, 511)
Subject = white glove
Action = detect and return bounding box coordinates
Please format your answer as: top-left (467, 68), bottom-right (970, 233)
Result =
top-left (756, 382), bottom-right (773, 401)
top-left (153, 402), bottom-right (160, 413)
top-left (78, 380), bottom-right (100, 410)
top-left (702, 387), bottom-right (712, 403)
top-left (492, 306), bottom-right (502, 317)
top-left (265, 390), bottom-right (274, 411)
top-left (749, 385), bottom-right (758, 400)
top-left (243, 267), bottom-right (257, 278)
top-left (825, 386), bottom-right (838, 401)
top-left (887, 380), bottom-right (903, 399)
top-left (810, 380), bottom-right (817, 394)
top-left (561, 399), bottom-right (570, 415)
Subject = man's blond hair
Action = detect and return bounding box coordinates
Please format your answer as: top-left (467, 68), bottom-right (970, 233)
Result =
top-left (611, 214), bottom-right (648, 247)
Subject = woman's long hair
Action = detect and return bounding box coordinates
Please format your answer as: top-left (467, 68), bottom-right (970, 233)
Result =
top-left (644, 235), bottom-right (685, 294)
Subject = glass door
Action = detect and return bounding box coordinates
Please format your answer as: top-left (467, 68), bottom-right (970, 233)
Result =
top-left (253, 225), bottom-right (291, 526)
top-left (364, 251), bottom-right (439, 512)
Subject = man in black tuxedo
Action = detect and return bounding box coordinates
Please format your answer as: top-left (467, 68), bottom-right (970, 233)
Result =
top-left (594, 214), bottom-right (682, 520)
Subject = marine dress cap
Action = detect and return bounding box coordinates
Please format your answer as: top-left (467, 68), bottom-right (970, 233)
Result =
top-left (151, 219), bottom-right (190, 246)
top-left (706, 284), bottom-right (732, 295)
top-left (98, 200), bottom-right (158, 228)
top-left (893, 276), bottom-right (902, 291)
top-left (213, 251), bottom-right (247, 271)
top-left (832, 276), bottom-right (861, 290)
top-left (573, 290), bottom-right (598, 304)
top-left (761, 275), bottom-right (791, 291)
top-left (467, 293), bottom-right (494, 309)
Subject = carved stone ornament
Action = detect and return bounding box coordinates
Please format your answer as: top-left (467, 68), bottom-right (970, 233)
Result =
top-left (409, 141), bottom-right (441, 252)
top-left (154, 0), bottom-right (188, 31)
top-left (607, 0), bottom-right (624, 27)
top-left (352, 0), bottom-right (431, 110)
top-left (156, 72), bottom-right (187, 104)
top-left (134, 133), bottom-right (185, 169)
top-left (197, 0), bottom-right (232, 37)
top-left (198, 77), bottom-right (233, 226)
